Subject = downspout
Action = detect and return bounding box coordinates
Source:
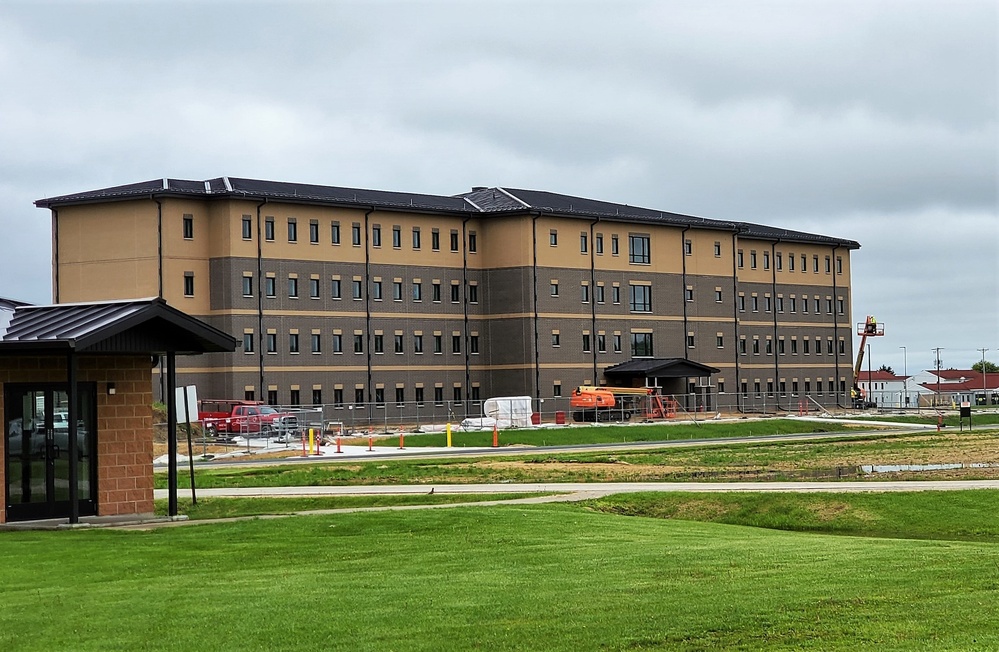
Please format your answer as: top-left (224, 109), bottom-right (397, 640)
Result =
top-left (154, 197), bottom-right (163, 298)
top-left (363, 207), bottom-right (375, 415)
top-left (462, 213), bottom-right (472, 411)
top-left (589, 217), bottom-right (599, 382)
top-left (771, 239), bottom-right (782, 412)
top-left (832, 244), bottom-right (843, 408)
top-left (532, 211), bottom-right (541, 400)
top-left (256, 199), bottom-right (268, 400)
top-left (680, 226), bottom-right (691, 362)
top-left (51, 209), bottom-right (60, 303)
top-left (732, 230), bottom-right (742, 413)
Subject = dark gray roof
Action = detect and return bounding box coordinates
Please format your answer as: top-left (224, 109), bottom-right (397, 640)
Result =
top-left (35, 178), bottom-right (860, 248)
top-left (0, 298), bottom-right (238, 355)
top-left (603, 358), bottom-right (720, 378)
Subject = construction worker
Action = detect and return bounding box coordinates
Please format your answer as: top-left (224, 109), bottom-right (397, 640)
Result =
top-left (865, 316), bottom-right (877, 335)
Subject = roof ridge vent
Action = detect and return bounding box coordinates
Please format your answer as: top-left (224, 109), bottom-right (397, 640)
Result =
top-left (204, 181), bottom-right (212, 193)
top-left (162, 178), bottom-right (169, 190)
top-left (222, 177), bottom-right (233, 192)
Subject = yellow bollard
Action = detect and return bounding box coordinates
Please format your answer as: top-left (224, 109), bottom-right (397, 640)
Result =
top-left (309, 428), bottom-right (315, 455)
top-left (446, 423), bottom-right (452, 448)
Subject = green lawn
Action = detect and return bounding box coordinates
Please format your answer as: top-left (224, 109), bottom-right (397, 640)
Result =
top-left (2, 493), bottom-right (998, 650)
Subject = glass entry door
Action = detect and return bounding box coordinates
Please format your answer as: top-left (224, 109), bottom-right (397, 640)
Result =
top-left (5, 383), bottom-right (97, 521)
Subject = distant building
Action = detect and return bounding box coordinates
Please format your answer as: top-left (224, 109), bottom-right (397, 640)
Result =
top-left (855, 369), bottom-right (918, 408)
top-left (36, 177), bottom-right (860, 418)
top-left (913, 369), bottom-right (999, 407)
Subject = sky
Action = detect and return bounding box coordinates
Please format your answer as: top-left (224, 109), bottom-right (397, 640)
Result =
top-left (0, 0), bottom-right (996, 374)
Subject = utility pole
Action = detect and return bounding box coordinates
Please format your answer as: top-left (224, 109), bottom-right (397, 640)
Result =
top-left (933, 347), bottom-right (944, 407)
top-left (899, 346), bottom-right (907, 409)
top-left (979, 348), bottom-right (990, 406)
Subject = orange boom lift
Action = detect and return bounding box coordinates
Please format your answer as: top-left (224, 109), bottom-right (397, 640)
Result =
top-left (851, 315), bottom-right (885, 409)
top-left (569, 386), bottom-right (679, 422)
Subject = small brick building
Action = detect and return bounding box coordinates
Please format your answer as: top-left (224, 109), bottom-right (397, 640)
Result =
top-left (0, 298), bottom-right (235, 524)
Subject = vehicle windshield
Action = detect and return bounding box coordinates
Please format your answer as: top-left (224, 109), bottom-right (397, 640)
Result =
top-left (259, 406), bottom-right (280, 415)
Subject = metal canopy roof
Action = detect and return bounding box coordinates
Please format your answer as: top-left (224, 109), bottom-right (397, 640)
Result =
top-left (603, 358), bottom-right (720, 378)
top-left (0, 298), bottom-right (238, 355)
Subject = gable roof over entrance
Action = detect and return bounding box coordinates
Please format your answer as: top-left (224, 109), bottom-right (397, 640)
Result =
top-left (603, 358), bottom-right (720, 379)
top-left (0, 298), bottom-right (237, 355)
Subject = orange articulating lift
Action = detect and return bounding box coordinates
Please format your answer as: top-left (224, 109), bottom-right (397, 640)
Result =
top-left (569, 386), bottom-right (679, 422)
top-left (851, 315), bottom-right (885, 409)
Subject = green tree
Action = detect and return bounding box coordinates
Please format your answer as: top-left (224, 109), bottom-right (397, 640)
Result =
top-left (972, 360), bottom-right (998, 373)
top-left (877, 364), bottom-right (894, 375)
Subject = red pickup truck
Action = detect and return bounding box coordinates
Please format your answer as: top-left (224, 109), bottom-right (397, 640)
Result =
top-left (198, 400), bottom-right (299, 438)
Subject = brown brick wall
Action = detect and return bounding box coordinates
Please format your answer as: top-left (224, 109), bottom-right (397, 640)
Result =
top-left (0, 354), bottom-right (153, 523)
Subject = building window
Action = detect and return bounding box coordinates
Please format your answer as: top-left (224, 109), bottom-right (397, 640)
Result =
top-left (739, 338), bottom-right (747, 355)
top-left (686, 334), bottom-right (695, 348)
top-left (766, 339), bottom-right (773, 355)
top-left (331, 221), bottom-right (341, 244)
top-left (611, 234), bottom-right (619, 255)
top-left (243, 332), bottom-right (254, 353)
top-left (776, 253), bottom-right (782, 270)
top-left (470, 335), bottom-right (479, 354)
top-left (372, 225), bottom-right (382, 247)
top-left (716, 335), bottom-right (724, 348)
top-left (765, 296), bottom-right (772, 312)
top-left (685, 288), bottom-right (694, 302)
top-left (242, 276), bottom-right (253, 297)
top-left (738, 294), bottom-right (746, 312)
top-left (753, 339), bottom-right (760, 355)
top-left (580, 233), bottom-right (588, 253)
top-left (450, 230), bottom-right (459, 252)
top-left (791, 339), bottom-right (798, 354)
top-left (737, 250), bottom-right (744, 268)
top-left (182, 214), bottom-right (193, 239)
top-left (631, 333), bottom-right (653, 357)
top-left (750, 251), bottom-right (757, 269)
top-left (392, 225), bottom-right (401, 248)
top-left (287, 218), bottom-right (297, 243)
top-left (309, 278), bottom-right (320, 299)
top-left (415, 387), bottom-right (424, 406)
top-left (394, 281), bottom-right (403, 301)
top-left (354, 334), bottom-right (364, 353)
top-left (813, 255), bottom-right (820, 273)
top-left (751, 296), bottom-right (759, 312)
top-left (451, 334), bottom-right (461, 354)
top-left (801, 254), bottom-right (807, 271)
top-left (595, 285), bottom-right (605, 303)
top-left (307, 220), bottom-right (318, 244)
top-left (553, 383), bottom-right (562, 398)
top-left (551, 333), bottom-right (560, 347)
top-left (776, 296), bottom-right (784, 312)
top-left (581, 284), bottom-right (590, 303)
top-left (242, 216), bottom-right (253, 240)
top-left (183, 272), bottom-right (194, 297)
top-left (412, 227), bottom-right (421, 249)
top-left (684, 239), bottom-right (692, 256)
top-left (612, 285), bottom-right (620, 304)
top-left (412, 281), bottom-right (422, 301)
top-left (837, 298), bottom-right (845, 314)
top-left (715, 289), bottom-right (723, 302)
top-left (468, 284), bottom-right (478, 303)
top-left (331, 279), bottom-right (341, 299)
top-left (613, 334), bottom-right (622, 353)
top-left (432, 281), bottom-right (441, 302)
top-left (351, 223), bottom-right (361, 246)
top-left (333, 388), bottom-right (344, 407)
top-left (550, 281), bottom-right (559, 297)
top-left (373, 280), bottom-right (383, 301)
top-left (311, 334), bottom-right (321, 353)
top-left (450, 284), bottom-right (460, 302)
top-left (288, 277), bottom-right (298, 298)
top-left (778, 339), bottom-right (785, 355)
top-left (788, 253), bottom-right (795, 271)
top-left (394, 334), bottom-right (404, 353)
top-left (597, 334), bottom-right (606, 353)
top-left (355, 388), bottom-right (365, 405)
top-left (352, 279), bottom-right (362, 300)
top-left (434, 387), bottom-right (444, 405)
top-left (582, 333), bottom-right (591, 353)
top-left (468, 232), bottom-right (477, 253)
top-left (628, 234), bottom-right (650, 264)
top-left (595, 234), bottom-right (603, 254)
top-left (375, 388), bottom-right (385, 407)
top-left (332, 334), bottom-right (343, 353)
top-left (266, 333), bottom-right (277, 353)
top-left (714, 241), bottom-right (721, 257)
top-left (414, 334), bottom-right (423, 353)
top-left (265, 276), bottom-right (276, 298)
top-left (264, 217), bottom-right (275, 241)
top-left (313, 389), bottom-right (322, 405)
top-left (374, 334), bottom-right (384, 354)
top-left (395, 387), bottom-right (405, 406)
top-left (289, 333), bottom-right (299, 353)
top-left (431, 228), bottom-right (440, 251)
top-left (763, 251), bottom-right (770, 269)
top-left (550, 229), bottom-right (558, 246)
top-left (836, 256), bottom-right (843, 274)
top-left (433, 334), bottom-right (442, 354)
top-left (629, 285), bottom-right (652, 312)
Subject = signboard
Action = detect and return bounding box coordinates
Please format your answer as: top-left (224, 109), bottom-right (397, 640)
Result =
top-left (173, 385), bottom-right (199, 424)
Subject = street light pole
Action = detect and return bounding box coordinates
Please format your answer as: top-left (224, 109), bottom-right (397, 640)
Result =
top-left (867, 343), bottom-right (873, 408)
top-left (899, 346), bottom-right (907, 409)
top-left (933, 348), bottom-right (944, 407)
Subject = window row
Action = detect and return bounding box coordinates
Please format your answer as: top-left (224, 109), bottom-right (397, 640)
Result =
top-left (737, 249), bottom-right (843, 275)
top-left (735, 336), bottom-right (847, 356)
top-left (231, 215), bottom-right (476, 253)
top-left (240, 274), bottom-right (479, 304)
top-left (243, 331), bottom-right (480, 355)
top-left (247, 385), bottom-right (481, 408)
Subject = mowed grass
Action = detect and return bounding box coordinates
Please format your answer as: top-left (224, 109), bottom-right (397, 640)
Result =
top-left (379, 417), bottom-right (858, 447)
top-left (154, 493), bottom-right (555, 520)
top-left (853, 412), bottom-right (999, 427)
top-left (2, 494), bottom-right (998, 651)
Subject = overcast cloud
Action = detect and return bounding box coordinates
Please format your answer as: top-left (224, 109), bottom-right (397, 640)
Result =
top-left (0, 0), bottom-right (995, 373)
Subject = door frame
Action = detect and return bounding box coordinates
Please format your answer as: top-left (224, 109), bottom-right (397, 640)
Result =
top-left (4, 382), bottom-right (98, 521)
